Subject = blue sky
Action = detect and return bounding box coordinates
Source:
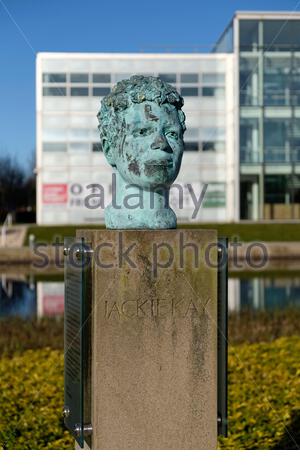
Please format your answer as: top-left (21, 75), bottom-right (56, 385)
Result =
top-left (0, 0), bottom-right (298, 168)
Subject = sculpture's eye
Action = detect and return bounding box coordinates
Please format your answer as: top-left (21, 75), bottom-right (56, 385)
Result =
top-left (139, 128), bottom-right (149, 136)
top-left (166, 131), bottom-right (178, 140)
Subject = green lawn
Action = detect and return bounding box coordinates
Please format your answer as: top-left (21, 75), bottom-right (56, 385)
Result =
top-left (179, 222), bottom-right (300, 243)
top-left (25, 222), bottom-right (300, 244)
top-left (25, 224), bottom-right (105, 245)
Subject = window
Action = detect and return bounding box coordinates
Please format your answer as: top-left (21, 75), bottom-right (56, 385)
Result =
top-left (200, 127), bottom-right (225, 141)
top-left (71, 87), bottom-right (89, 96)
top-left (202, 142), bottom-right (216, 151)
top-left (70, 73), bottom-right (89, 83)
top-left (180, 73), bottom-right (198, 83)
top-left (202, 87), bottom-right (224, 97)
top-left (265, 175), bottom-right (300, 204)
top-left (159, 73), bottom-right (176, 83)
top-left (291, 67), bottom-right (300, 106)
top-left (43, 73), bottom-right (66, 83)
top-left (93, 73), bottom-right (110, 83)
top-left (43, 87), bottom-right (66, 96)
top-left (92, 142), bottom-right (102, 152)
top-left (239, 20), bottom-right (259, 52)
top-left (69, 142), bottom-right (90, 153)
top-left (202, 87), bottom-right (214, 97)
top-left (180, 87), bottom-right (198, 97)
top-left (202, 142), bottom-right (225, 152)
top-left (263, 20), bottom-right (300, 52)
top-left (202, 73), bottom-right (225, 84)
top-left (240, 118), bottom-right (260, 163)
top-left (42, 128), bottom-right (68, 141)
top-left (93, 87), bottom-right (111, 96)
top-left (239, 57), bottom-right (259, 106)
top-left (291, 121), bottom-right (300, 162)
top-left (264, 118), bottom-right (291, 163)
top-left (185, 142), bottom-right (199, 151)
top-left (264, 175), bottom-right (291, 203)
top-left (264, 57), bottom-right (291, 106)
top-left (203, 183), bottom-right (226, 208)
top-left (43, 142), bottom-right (67, 152)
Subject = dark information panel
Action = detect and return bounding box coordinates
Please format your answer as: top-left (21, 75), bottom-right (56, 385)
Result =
top-left (64, 237), bottom-right (92, 448)
top-left (217, 237), bottom-right (228, 437)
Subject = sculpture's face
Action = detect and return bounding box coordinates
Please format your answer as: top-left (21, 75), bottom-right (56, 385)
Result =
top-left (114, 101), bottom-right (184, 188)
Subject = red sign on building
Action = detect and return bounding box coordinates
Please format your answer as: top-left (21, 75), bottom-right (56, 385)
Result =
top-left (43, 184), bottom-right (68, 204)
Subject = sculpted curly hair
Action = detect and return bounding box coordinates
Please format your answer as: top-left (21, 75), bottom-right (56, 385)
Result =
top-left (97, 75), bottom-right (186, 167)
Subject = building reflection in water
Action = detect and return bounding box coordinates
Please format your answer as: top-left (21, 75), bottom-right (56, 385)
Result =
top-left (0, 274), bottom-right (36, 318)
top-left (228, 277), bottom-right (300, 312)
top-left (37, 282), bottom-right (64, 318)
top-left (1, 275), bottom-right (300, 318)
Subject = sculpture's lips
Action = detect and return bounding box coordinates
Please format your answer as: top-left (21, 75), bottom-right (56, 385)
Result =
top-left (144, 159), bottom-right (173, 168)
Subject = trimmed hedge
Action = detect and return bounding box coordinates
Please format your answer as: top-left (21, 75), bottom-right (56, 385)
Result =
top-left (219, 336), bottom-right (300, 449)
top-left (0, 348), bottom-right (73, 450)
top-left (0, 317), bottom-right (64, 357)
top-left (228, 308), bottom-right (300, 345)
top-left (0, 337), bottom-right (299, 449)
top-left (1, 308), bottom-right (300, 359)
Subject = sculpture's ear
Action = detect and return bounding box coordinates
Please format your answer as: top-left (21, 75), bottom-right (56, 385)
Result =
top-left (102, 139), bottom-right (116, 167)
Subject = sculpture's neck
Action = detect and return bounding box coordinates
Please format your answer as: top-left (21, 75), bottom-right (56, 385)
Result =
top-left (105, 172), bottom-right (176, 229)
top-left (112, 172), bottom-right (169, 211)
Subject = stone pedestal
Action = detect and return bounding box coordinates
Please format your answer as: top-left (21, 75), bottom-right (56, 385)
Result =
top-left (77, 229), bottom-right (218, 450)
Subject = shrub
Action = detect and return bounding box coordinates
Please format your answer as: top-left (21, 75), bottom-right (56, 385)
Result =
top-left (228, 308), bottom-right (300, 345)
top-left (0, 348), bottom-right (72, 450)
top-left (0, 317), bottom-right (63, 357)
top-left (1, 307), bottom-right (299, 359)
top-left (219, 336), bottom-right (300, 449)
top-left (0, 338), bottom-right (299, 449)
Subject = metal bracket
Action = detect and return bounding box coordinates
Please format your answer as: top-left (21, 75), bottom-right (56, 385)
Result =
top-left (63, 245), bottom-right (94, 257)
top-left (63, 406), bottom-right (70, 419)
top-left (74, 423), bottom-right (93, 437)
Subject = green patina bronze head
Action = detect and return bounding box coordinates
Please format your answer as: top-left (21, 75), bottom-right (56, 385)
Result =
top-left (97, 75), bottom-right (186, 229)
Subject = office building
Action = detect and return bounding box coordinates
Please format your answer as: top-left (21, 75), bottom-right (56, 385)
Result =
top-left (36, 11), bottom-right (300, 224)
top-left (36, 53), bottom-right (235, 224)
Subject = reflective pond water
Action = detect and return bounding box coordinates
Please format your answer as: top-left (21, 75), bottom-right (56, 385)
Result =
top-left (1, 271), bottom-right (300, 318)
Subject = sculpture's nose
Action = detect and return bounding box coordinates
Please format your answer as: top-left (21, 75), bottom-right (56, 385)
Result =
top-left (151, 133), bottom-right (172, 153)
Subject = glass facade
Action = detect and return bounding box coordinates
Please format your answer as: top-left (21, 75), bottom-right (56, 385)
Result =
top-left (212, 22), bottom-right (233, 53)
top-left (239, 17), bottom-right (300, 220)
